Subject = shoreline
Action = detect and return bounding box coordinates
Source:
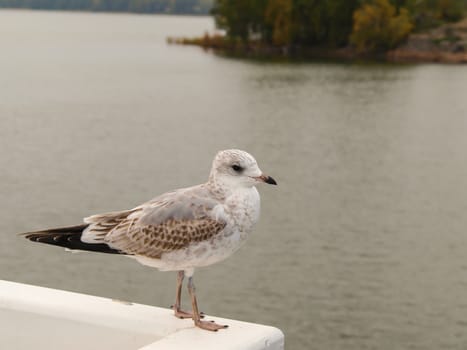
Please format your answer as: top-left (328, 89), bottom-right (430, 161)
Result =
top-left (168, 18), bottom-right (467, 64)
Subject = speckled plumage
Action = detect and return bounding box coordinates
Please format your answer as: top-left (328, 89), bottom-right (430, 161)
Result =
top-left (22, 149), bottom-right (276, 331)
top-left (81, 150), bottom-right (265, 273)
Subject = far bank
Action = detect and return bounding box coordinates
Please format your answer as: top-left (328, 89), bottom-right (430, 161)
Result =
top-left (169, 18), bottom-right (467, 64)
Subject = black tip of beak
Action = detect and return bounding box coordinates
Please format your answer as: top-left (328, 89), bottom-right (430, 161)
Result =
top-left (265, 176), bottom-right (277, 185)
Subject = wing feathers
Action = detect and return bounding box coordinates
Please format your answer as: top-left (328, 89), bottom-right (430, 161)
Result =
top-left (105, 218), bottom-right (226, 258)
top-left (22, 185), bottom-right (227, 258)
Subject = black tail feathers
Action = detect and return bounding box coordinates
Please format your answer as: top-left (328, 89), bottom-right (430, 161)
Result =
top-left (21, 224), bottom-right (121, 254)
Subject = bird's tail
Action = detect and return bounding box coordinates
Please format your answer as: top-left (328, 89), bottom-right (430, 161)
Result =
top-left (21, 224), bottom-right (121, 254)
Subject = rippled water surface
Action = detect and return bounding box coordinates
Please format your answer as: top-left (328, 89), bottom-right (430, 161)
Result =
top-left (1, 10), bottom-right (467, 350)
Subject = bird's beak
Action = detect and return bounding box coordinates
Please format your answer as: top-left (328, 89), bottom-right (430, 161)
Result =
top-left (254, 174), bottom-right (277, 185)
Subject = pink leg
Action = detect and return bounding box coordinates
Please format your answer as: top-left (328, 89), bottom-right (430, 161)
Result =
top-left (171, 271), bottom-right (203, 319)
top-left (187, 276), bottom-right (228, 331)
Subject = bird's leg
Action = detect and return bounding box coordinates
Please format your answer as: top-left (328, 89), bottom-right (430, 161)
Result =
top-left (171, 271), bottom-right (204, 319)
top-left (187, 276), bottom-right (228, 331)
top-left (171, 271), bottom-right (192, 318)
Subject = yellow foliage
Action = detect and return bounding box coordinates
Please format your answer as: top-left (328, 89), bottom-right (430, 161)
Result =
top-left (265, 0), bottom-right (293, 46)
top-left (350, 0), bottom-right (414, 53)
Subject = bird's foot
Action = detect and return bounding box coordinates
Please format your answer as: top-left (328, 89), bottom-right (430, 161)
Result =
top-left (195, 320), bottom-right (228, 332)
top-left (170, 305), bottom-right (204, 319)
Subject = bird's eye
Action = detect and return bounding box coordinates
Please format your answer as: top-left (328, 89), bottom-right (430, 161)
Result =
top-left (231, 164), bottom-right (243, 172)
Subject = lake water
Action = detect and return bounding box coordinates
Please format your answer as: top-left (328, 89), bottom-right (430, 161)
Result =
top-left (1, 9), bottom-right (467, 350)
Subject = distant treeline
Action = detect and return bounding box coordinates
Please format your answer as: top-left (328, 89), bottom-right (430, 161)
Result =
top-left (212, 0), bottom-right (467, 52)
top-left (0, 0), bottom-right (213, 14)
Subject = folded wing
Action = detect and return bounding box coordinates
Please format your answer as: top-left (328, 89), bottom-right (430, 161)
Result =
top-left (102, 185), bottom-right (227, 258)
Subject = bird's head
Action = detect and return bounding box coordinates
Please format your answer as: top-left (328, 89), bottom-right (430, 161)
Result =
top-left (209, 149), bottom-right (277, 189)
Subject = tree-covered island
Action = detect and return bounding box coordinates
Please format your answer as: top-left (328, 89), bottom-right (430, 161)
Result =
top-left (170, 0), bottom-right (467, 63)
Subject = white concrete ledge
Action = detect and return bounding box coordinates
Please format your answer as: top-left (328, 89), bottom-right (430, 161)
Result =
top-left (0, 280), bottom-right (284, 350)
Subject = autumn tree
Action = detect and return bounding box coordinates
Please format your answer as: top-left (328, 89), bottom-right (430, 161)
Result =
top-left (350, 0), bottom-right (413, 52)
top-left (265, 0), bottom-right (293, 46)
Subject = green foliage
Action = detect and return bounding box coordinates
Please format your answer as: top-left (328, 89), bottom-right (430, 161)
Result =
top-left (350, 0), bottom-right (414, 52)
top-left (212, 0), bottom-right (466, 51)
top-left (213, 0), bottom-right (360, 47)
top-left (436, 0), bottom-right (464, 21)
top-left (395, 0), bottom-right (466, 30)
top-left (291, 0), bottom-right (360, 47)
top-left (212, 0), bottom-right (267, 41)
top-left (0, 0), bottom-right (214, 14)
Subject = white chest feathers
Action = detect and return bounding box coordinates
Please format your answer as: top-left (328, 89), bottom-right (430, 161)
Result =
top-left (223, 186), bottom-right (261, 235)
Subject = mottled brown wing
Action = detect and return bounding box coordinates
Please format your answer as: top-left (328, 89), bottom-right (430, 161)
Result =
top-left (101, 184), bottom-right (227, 258)
top-left (104, 217), bottom-right (226, 258)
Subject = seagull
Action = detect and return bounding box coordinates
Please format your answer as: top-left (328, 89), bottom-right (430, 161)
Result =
top-left (22, 149), bottom-right (277, 331)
